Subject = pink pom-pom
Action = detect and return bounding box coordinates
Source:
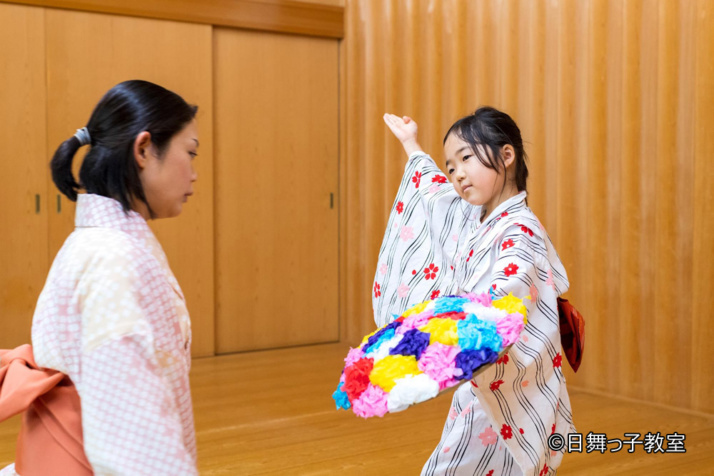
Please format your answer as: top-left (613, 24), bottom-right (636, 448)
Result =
top-left (418, 343), bottom-right (461, 390)
top-left (352, 384), bottom-right (389, 418)
top-left (344, 347), bottom-right (365, 367)
top-left (497, 313), bottom-right (525, 346)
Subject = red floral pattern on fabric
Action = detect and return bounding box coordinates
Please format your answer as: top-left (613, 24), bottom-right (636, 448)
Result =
top-left (430, 290), bottom-right (441, 300)
top-left (515, 223), bottom-right (534, 236)
top-left (432, 175), bottom-right (447, 184)
top-left (497, 355), bottom-right (509, 365)
top-left (552, 424), bottom-right (556, 434)
top-left (424, 263), bottom-right (439, 279)
top-left (466, 249), bottom-right (474, 262)
top-left (502, 239), bottom-right (515, 251)
top-left (412, 171), bottom-right (422, 188)
top-left (553, 353), bottom-right (563, 368)
top-left (396, 201), bottom-right (404, 214)
top-left (540, 463), bottom-right (550, 476)
top-left (373, 282), bottom-right (381, 298)
top-left (504, 263), bottom-right (519, 277)
top-left (500, 424), bottom-right (513, 440)
top-left (501, 212), bottom-right (509, 217)
top-left (490, 379), bottom-right (505, 391)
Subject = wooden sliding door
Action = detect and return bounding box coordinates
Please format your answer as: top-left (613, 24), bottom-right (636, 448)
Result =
top-left (0, 3), bottom-right (48, 348)
top-left (214, 28), bottom-right (339, 352)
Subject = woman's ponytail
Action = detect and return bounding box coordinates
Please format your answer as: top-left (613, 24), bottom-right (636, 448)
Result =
top-left (50, 136), bottom-right (82, 201)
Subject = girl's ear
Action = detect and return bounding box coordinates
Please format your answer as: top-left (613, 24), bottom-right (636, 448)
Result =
top-left (133, 131), bottom-right (153, 169)
top-left (501, 144), bottom-right (516, 169)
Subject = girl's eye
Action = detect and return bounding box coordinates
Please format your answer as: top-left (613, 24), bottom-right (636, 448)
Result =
top-left (462, 155), bottom-right (471, 161)
top-left (448, 169), bottom-right (454, 174)
top-left (189, 152), bottom-right (197, 159)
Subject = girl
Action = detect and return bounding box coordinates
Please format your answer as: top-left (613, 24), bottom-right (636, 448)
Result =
top-left (376, 107), bottom-right (574, 475)
top-left (0, 80), bottom-right (200, 475)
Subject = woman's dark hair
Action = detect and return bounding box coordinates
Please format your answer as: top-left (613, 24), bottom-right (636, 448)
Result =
top-left (443, 106), bottom-right (528, 193)
top-left (50, 80), bottom-right (198, 212)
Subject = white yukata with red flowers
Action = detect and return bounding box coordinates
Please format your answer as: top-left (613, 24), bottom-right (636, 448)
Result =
top-left (4, 194), bottom-right (198, 476)
top-left (373, 152), bottom-right (575, 476)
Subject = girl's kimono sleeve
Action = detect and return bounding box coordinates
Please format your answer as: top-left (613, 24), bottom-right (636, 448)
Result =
top-left (372, 151), bottom-right (475, 327)
top-left (77, 249), bottom-right (197, 476)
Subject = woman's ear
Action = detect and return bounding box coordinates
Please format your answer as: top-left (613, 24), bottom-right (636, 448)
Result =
top-left (501, 144), bottom-right (516, 169)
top-left (133, 131), bottom-right (153, 169)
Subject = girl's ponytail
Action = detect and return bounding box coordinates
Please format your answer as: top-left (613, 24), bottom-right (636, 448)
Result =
top-left (50, 136), bottom-right (83, 201)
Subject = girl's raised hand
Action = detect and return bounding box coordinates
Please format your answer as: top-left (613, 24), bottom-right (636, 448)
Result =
top-left (383, 113), bottom-right (422, 156)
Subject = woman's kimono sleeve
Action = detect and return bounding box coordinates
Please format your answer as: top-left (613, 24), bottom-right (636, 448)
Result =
top-left (77, 250), bottom-right (197, 475)
top-left (372, 151), bottom-right (475, 327)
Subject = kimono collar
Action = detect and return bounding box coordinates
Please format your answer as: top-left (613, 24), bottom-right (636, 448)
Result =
top-left (478, 191), bottom-right (528, 228)
top-left (75, 194), bottom-right (185, 300)
top-left (75, 193), bottom-right (147, 234)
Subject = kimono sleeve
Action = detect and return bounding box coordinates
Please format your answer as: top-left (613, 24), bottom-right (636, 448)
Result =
top-left (77, 249), bottom-right (197, 476)
top-left (372, 151), bottom-right (473, 327)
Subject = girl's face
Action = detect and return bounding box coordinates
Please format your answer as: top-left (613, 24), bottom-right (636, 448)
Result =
top-left (136, 120), bottom-right (199, 219)
top-left (443, 132), bottom-right (512, 216)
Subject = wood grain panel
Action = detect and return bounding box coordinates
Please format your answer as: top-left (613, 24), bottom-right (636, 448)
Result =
top-left (0, 3), bottom-right (48, 349)
top-left (3, 0), bottom-right (344, 38)
top-left (692, 0), bottom-right (714, 414)
top-left (214, 28), bottom-right (339, 352)
top-left (341, 0), bottom-right (714, 414)
top-left (45, 9), bottom-right (215, 356)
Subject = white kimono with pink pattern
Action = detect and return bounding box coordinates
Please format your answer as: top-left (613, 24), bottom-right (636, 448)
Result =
top-left (373, 152), bottom-right (575, 476)
top-left (14, 194), bottom-right (197, 475)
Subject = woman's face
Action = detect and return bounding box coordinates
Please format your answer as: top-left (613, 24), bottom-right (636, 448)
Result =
top-left (443, 132), bottom-right (504, 210)
top-left (139, 120), bottom-right (199, 219)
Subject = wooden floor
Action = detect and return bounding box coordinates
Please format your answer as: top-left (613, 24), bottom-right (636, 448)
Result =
top-left (2, 343), bottom-right (713, 475)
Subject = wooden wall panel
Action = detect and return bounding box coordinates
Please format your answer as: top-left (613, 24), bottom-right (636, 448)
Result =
top-left (5, 0), bottom-right (344, 38)
top-left (0, 3), bottom-right (48, 348)
top-left (45, 9), bottom-right (215, 356)
top-left (341, 0), bottom-right (714, 414)
top-left (214, 28), bottom-right (339, 353)
top-left (692, 0), bottom-right (714, 413)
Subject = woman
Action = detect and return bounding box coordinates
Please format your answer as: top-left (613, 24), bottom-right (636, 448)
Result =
top-left (1, 80), bottom-right (200, 475)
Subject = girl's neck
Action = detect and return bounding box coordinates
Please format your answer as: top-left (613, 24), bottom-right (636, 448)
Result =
top-left (480, 184), bottom-right (520, 222)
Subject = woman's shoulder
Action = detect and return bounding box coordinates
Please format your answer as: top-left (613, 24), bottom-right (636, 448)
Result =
top-left (57, 227), bottom-right (155, 277)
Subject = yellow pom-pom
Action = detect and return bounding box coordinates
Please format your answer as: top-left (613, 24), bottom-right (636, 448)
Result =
top-left (492, 292), bottom-right (528, 321)
top-left (420, 318), bottom-right (458, 346)
top-left (369, 355), bottom-right (422, 392)
top-left (402, 301), bottom-right (429, 318)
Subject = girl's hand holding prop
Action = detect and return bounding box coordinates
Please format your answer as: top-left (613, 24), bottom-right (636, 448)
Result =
top-left (333, 292), bottom-right (528, 418)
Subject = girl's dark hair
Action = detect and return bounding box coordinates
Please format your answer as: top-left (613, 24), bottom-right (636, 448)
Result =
top-left (443, 106), bottom-right (528, 192)
top-left (50, 80), bottom-right (198, 212)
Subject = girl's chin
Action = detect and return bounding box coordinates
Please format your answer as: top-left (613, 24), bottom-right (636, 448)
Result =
top-left (459, 194), bottom-right (483, 207)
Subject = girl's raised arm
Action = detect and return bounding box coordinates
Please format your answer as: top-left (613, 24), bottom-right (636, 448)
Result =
top-left (383, 113), bottom-right (423, 156)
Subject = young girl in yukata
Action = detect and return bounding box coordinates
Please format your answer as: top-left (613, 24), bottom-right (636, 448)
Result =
top-left (376, 107), bottom-right (574, 476)
top-left (0, 80), bottom-right (200, 475)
